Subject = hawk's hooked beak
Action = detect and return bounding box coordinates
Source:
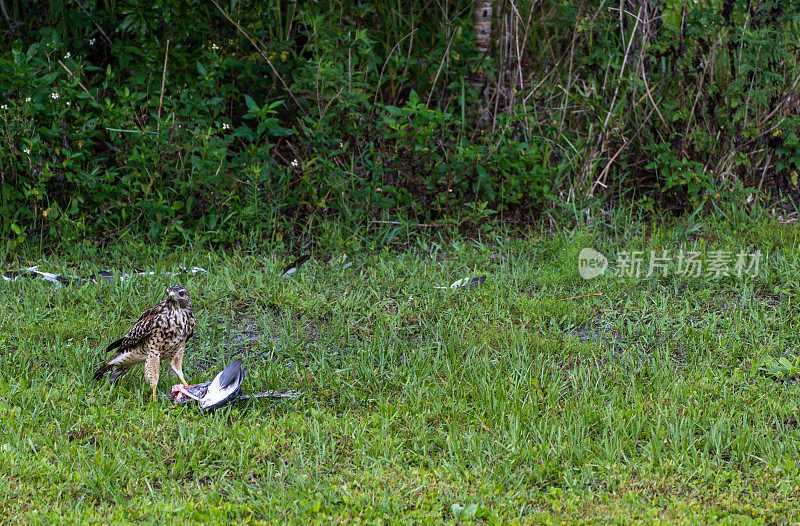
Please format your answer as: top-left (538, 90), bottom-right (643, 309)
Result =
top-left (168, 291), bottom-right (177, 301)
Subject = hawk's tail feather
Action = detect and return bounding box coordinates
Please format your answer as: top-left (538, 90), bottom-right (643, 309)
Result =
top-left (108, 366), bottom-right (132, 382)
top-left (93, 363), bottom-right (133, 382)
top-left (93, 363), bottom-right (111, 381)
top-left (93, 337), bottom-right (128, 381)
top-left (105, 337), bottom-right (125, 353)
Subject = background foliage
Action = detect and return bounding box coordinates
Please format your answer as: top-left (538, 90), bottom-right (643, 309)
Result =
top-left (1, 0), bottom-right (799, 247)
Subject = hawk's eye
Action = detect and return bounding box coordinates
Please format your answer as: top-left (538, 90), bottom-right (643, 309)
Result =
top-left (180, 291), bottom-right (186, 297)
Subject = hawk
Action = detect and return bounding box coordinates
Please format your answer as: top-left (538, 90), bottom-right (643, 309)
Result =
top-left (93, 285), bottom-right (195, 401)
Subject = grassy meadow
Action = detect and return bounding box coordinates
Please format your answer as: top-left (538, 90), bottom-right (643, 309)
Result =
top-left (2, 212), bottom-right (800, 523)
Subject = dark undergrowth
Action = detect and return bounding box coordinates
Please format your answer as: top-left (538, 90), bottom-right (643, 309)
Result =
top-left (2, 0), bottom-right (800, 248)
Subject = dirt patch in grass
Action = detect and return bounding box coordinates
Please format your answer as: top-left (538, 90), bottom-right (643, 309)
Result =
top-left (188, 307), bottom-right (330, 373)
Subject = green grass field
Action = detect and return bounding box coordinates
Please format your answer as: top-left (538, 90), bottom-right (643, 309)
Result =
top-left (2, 215), bottom-right (800, 524)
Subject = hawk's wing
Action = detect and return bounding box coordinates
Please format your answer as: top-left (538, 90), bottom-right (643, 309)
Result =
top-left (103, 301), bottom-right (165, 355)
top-left (93, 301), bottom-right (167, 382)
top-left (185, 310), bottom-right (196, 342)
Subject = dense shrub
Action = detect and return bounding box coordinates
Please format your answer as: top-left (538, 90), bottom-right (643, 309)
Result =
top-left (0, 0), bottom-right (799, 246)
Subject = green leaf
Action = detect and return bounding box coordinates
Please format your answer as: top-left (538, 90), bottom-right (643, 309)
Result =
top-left (26, 42), bottom-right (39, 60)
top-left (384, 105), bottom-right (407, 117)
top-left (11, 39), bottom-right (23, 63)
top-left (244, 94), bottom-right (259, 113)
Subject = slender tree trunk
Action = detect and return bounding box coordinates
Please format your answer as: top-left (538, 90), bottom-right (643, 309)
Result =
top-left (472, 0), bottom-right (493, 123)
top-left (474, 0), bottom-right (493, 58)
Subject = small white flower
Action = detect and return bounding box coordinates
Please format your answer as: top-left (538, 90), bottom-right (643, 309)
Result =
top-left (0, 104), bottom-right (7, 110)
top-left (211, 43), bottom-right (220, 50)
top-left (64, 52), bottom-right (71, 59)
top-left (89, 38), bottom-right (96, 46)
top-left (222, 123), bottom-right (231, 130)
top-left (290, 159), bottom-right (299, 167)
top-left (24, 148), bottom-right (31, 155)
top-left (51, 92), bottom-right (59, 100)
top-left (66, 101), bottom-right (71, 106)
top-left (25, 97), bottom-right (31, 103)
